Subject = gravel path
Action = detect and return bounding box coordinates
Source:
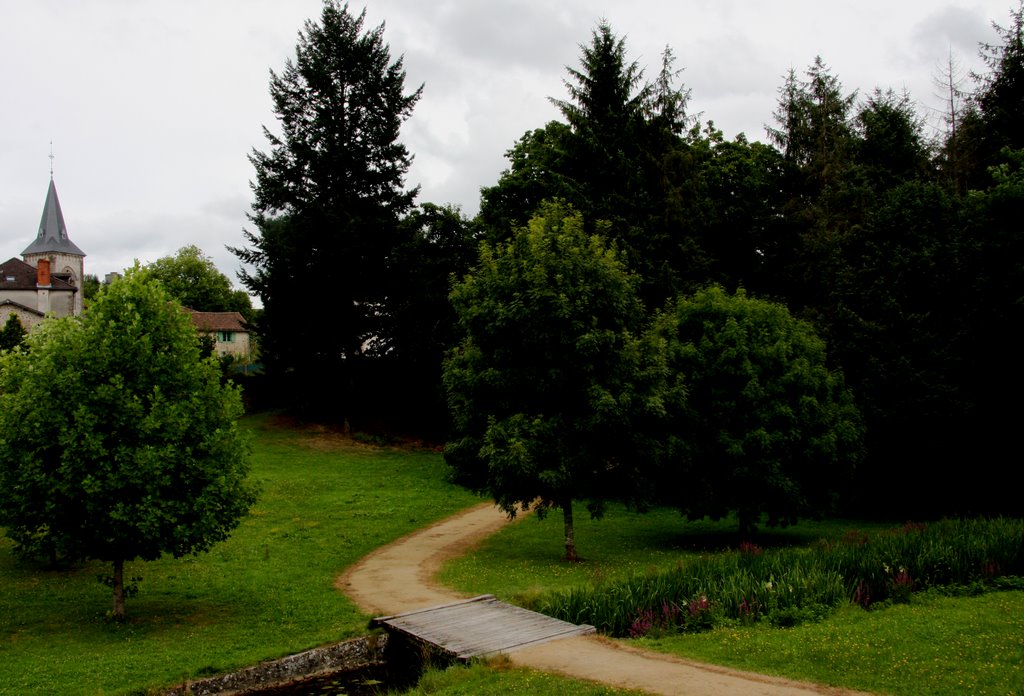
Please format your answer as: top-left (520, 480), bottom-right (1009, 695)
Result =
top-left (337, 502), bottom-right (870, 696)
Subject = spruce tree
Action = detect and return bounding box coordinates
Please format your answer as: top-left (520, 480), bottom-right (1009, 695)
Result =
top-left (232, 1), bottom-right (421, 420)
top-left (550, 23), bottom-right (651, 241)
top-left (971, 2), bottom-right (1024, 180)
top-left (0, 314), bottom-right (27, 352)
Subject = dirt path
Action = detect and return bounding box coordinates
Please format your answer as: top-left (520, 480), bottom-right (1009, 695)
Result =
top-left (337, 502), bottom-right (869, 696)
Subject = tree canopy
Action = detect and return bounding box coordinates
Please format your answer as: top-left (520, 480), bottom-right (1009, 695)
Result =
top-left (470, 9), bottom-right (1024, 521)
top-left (444, 201), bottom-right (667, 560)
top-left (971, 2), bottom-right (1024, 177)
top-left (0, 270), bottom-right (258, 619)
top-left (81, 274), bottom-right (101, 303)
top-left (657, 286), bottom-right (863, 534)
top-left (146, 245), bottom-right (252, 317)
top-left (212, 4), bottom-right (1023, 522)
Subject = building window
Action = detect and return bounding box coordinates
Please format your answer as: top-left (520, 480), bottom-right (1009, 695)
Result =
top-left (219, 331), bottom-right (234, 343)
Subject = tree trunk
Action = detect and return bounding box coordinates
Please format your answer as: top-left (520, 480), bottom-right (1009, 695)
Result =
top-left (738, 510), bottom-right (757, 539)
top-left (562, 499), bottom-right (578, 562)
top-left (112, 558), bottom-right (126, 621)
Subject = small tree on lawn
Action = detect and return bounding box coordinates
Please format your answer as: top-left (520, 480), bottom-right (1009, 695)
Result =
top-left (444, 201), bottom-right (668, 561)
top-left (657, 285), bottom-right (862, 535)
top-left (0, 269), bottom-right (258, 620)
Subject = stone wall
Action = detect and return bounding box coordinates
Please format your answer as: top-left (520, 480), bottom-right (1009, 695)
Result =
top-left (164, 634), bottom-right (387, 696)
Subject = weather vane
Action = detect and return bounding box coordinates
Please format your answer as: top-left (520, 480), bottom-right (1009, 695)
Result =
top-left (49, 141), bottom-right (55, 178)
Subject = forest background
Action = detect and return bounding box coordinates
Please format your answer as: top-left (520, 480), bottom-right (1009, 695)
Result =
top-left (225, 2), bottom-right (1024, 524)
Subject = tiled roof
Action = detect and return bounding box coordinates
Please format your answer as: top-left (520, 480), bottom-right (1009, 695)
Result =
top-left (185, 309), bottom-right (248, 333)
top-left (0, 257), bottom-right (75, 291)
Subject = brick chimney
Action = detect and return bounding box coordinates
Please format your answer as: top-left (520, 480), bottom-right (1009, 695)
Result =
top-left (36, 258), bottom-right (51, 287)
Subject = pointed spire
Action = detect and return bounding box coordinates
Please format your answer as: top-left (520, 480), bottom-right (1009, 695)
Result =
top-left (22, 178), bottom-right (85, 257)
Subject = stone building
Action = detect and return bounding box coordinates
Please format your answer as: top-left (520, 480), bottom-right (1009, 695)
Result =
top-left (186, 309), bottom-right (252, 361)
top-left (0, 178), bottom-right (85, 330)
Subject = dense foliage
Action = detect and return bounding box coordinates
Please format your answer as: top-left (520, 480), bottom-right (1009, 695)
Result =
top-left (470, 8), bottom-right (1024, 519)
top-left (232, 1), bottom-right (421, 423)
top-left (0, 270), bottom-right (257, 619)
top-left (535, 517), bottom-right (1024, 637)
top-left (238, 3), bottom-right (1023, 521)
top-left (0, 313), bottom-right (26, 352)
top-left (146, 245), bottom-right (252, 317)
top-left (656, 286), bottom-right (863, 534)
top-left (444, 202), bottom-right (667, 560)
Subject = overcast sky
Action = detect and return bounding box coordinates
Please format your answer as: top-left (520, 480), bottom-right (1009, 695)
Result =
top-left (0, 1), bottom-right (1014, 285)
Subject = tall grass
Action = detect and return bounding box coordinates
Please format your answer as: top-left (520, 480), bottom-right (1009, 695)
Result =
top-left (535, 518), bottom-right (1024, 637)
top-left (829, 518), bottom-right (1024, 606)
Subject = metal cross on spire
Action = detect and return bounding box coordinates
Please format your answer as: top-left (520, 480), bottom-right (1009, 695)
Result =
top-left (49, 142), bottom-right (55, 178)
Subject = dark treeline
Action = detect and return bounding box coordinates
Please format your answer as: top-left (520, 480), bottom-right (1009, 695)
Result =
top-left (234, 2), bottom-right (1024, 520)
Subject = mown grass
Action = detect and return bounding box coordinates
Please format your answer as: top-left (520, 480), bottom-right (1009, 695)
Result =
top-left (4, 419), bottom-right (1021, 696)
top-left (637, 592), bottom-right (1024, 696)
top-left (0, 413), bottom-right (484, 696)
top-left (401, 657), bottom-right (644, 695)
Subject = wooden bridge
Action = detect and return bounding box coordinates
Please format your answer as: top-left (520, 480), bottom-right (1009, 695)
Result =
top-left (372, 594), bottom-right (595, 661)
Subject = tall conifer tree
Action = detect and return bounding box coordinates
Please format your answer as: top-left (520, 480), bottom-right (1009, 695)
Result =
top-left (232, 2), bottom-right (421, 420)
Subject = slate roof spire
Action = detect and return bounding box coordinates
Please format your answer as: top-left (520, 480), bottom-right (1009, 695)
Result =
top-left (22, 177), bottom-right (85, 257)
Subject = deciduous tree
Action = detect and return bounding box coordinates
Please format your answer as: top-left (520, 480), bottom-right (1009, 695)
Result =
top-left (81, 273), bottom-right (101, 303)
top-left (0, 270), bottom-right (257, 620)
top-left (146, 245), bottom-right (251, 317)
top-left (371, 203), bottom-right (480, 435)
top-left (479, 121), bottom-right (578, 237)
top-left (657, 285), bottom-right (862, 535)
top-left (444, 201), bottom-right (668, 561)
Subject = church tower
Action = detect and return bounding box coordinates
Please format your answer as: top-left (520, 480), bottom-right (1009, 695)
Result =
top-left (22, 177), bottom-right (86, 315)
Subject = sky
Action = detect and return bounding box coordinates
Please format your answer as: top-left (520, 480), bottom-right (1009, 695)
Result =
top-left (0, 0), bottom-right (1015, 286)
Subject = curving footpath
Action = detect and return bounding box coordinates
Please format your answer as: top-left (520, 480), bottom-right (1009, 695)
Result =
top-left (337, 502), bottom-right (870, 696)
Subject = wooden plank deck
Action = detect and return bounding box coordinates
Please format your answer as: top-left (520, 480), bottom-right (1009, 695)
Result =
top-left (372, 595), bottom-right (595, 661)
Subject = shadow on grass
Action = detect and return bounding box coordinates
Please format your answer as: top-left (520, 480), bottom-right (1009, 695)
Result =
top-left (660, 518), bottom-right (896, 553)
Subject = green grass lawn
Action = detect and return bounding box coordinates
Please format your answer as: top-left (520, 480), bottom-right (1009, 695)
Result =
top-left (402, 658), bottom-right (645, 695)
top-left (440, 505), bottom-right (1024, 696)
top-left (637, 592), bottom-right (1024, 696)
top-left (3, 416), bottom-right (1021, 696)
top-left (0, 414), bottom-right (484, 696)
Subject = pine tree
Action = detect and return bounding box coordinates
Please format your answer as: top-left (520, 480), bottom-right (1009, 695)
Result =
top-left (765, 57), bottom-right (859, 312)
top-left (932, 48), bottom-right (973, 194)
top-left (550, 22), bottom-right (651, 231)
top-left (232, 1), bottom-right (421, 420)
